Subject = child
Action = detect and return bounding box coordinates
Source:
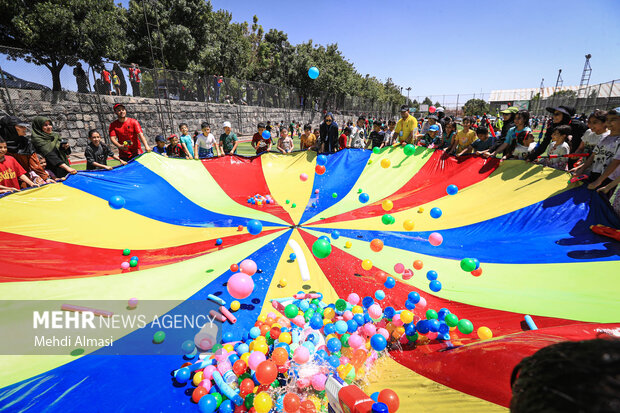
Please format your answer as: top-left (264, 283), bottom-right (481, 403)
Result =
top-left (349, 117), bottom-right (367, 149)
top-left (366, 121), bottom-right (385, 149)
top-left (579, 107), bottom-right (620, 191)
top-left (0, 137), bottom-right (38, 192)
top-left (441, 120), bottom-right (457, 150)
top-left (465, 126), bottom-right (493, 155)
top-left (575, 110), bottom-right (609, 160)
top-left (112, 70), bottom-right (121, 96)
top-left (417, 125), bottom-right (441, 147)
top-left (166, 134), bottom-right (185, 158)
top-left (300, 124), bottom-right (317, 150)
top-left (85, 129), bottom-right (126, 170)
top-left (420, 114), bottom-right (443, 138)
top-left (539, 125), bottom-right (571, 170)
top-left (450, 116), bottom-right (476, 155)
top-left (219, 121), bottom-right (238, 155)
top-left (195, 122), bottom-right (220, 158)
top-left (383, 120), bottom-right (396, 146)
top-left (178, 123), bottom-right (194, 159)
top-left (339, 127), bottom-right (352, 150)
top-left (483, 110), bottom-right (533, 160)
top-left (277, 127), bottom-right (294, 154)
top-left (152, 135), bottom-right (167, 156)
top-left (28, 154), bottom-right (58, 184)
top-left (313, 128), bottom-right (320, 142)
top-left (251, 122), bottom-right (271, 155)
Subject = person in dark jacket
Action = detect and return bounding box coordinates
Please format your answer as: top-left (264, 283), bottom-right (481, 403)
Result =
top-left (30, 116), bottom-right (77, 178)
top-left (488, 107), bottom-right (518, 152)
top-left (319, 112), bottom-right (339, 153)
top-left (528, 105), bottom-right (586, 162)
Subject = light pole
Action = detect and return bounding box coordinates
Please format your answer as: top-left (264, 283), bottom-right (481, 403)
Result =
top-left (406, 87), bottom-right (412, 106)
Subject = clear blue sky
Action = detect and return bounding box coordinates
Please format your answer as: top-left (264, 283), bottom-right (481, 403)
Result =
top-left (2, 0), bottom-right (619, 97)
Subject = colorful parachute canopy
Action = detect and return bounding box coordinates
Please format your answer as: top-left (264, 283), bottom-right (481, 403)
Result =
top-left (0, 149), bottom-right (619, 411)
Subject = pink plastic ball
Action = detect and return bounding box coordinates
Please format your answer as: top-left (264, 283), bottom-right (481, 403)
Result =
top-left (418, 296), bottom-right (427, 308)
top-left (429, 106), bottom-right (436, 113)
top-left (393, 263), bottom-right (405, 274)
top-left (363, 323), bottom-right (377, 336)
top-left (342, 310), bottom-right (353, 321)
top-left (297, 378), bottom-right (310, 388)
top-left (300, 173), bottom-right (308, 181)
top-left (392, 314), bottom-right (403, 327)
top-left (199, 379), bottom-right (212, 392)
top-left (121, 261), bottom-right (130, 270)
top-left (368, 304), bottom-right (383, 319)
top-left (227, 273), bottom-right (255, 299)
top-left (203, 365), bottom-right (216, 380)
top-left (402, 269), bottom-right (413, 280)
top-left (347, 293), bottom-right (360, 305)
top-left (348, 333), bottom-right (364, 348)
top-left (311, 373), bottom-right (327, 391)
top-left (428, 232), bottom-right (443, 246)
top-left (293, 346), bottom-right (310, 364)
top-left (378, 328), bottom-right (389, 340)
top-left (239, 259), bottom-right (257, 276)
top-left (339, 356), bottom-right (350, 365)
top-left (267, 312), bottom-right (277, 320)
top-left (128, 297), bottom-right (138, 308)
top-left (248, 351), bottom-right (267, 370)
top-left (315, 189), bottom-right (320, 194)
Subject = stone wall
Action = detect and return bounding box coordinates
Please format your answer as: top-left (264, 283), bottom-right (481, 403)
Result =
top-left (0, 88), bottom-right (352, 153)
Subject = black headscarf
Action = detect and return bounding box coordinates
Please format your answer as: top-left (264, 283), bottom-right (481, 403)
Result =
top-left (0, 116), bottom-right (34, 155)
top-left (319, 112), bottom-right (339, 153)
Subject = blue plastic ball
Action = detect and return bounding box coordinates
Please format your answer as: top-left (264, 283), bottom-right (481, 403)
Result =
top-left (198, 394), bottom-right (218, 413)
top-left (323, 323), bottom-right (335, 335)
top-left (371, 392), bottom-right (380, 402)
top-left (416, 320), bottom-right (430, 334)
top-left (446, 184), bottom-right (459, 195)
top-left (315, 349), bottom-right (328, 361)
top-left (473, 258), bottom-right (480, 270)
top-left (405, 323), bottom-right (417, 336)
top-left (327, 355), bottom-right (341, 368)
top-left (374, 290), bottom-right (385, 300)
top-left (181, 340), bottom-right (195, 354)
top-left (246, 219), bottom-right (263, 235)
top-left (215, 238), bottom-right (223, 246)
top-left (289, 253), bottom-right (296, 260)
top-left (353, 314), bottom-right (365, 326)
top-left (370, 334), bottom-right (387, 351)
top-left (331, 230), bottom-right (340, 239)
top-left (303, 341), bottom-right (316, 353)
top-left (334, 320), bottom-right (348, 334)
top-left (108, 195), bottom-right (125, 209)
top-left (408, 291), bottom-right (421, 304)
top-left (222, 331), bottom-right (235, 343)
top-left (429, 280), bottom-right (442, 292)
top-left (426, 270), bottom-right (438, 281)
top-left (319, 235), bottom-right (331, 244)
top-left (310, 315), bottom-right (323, 330)
top-left (405, 300), bottom-right (416, 310)
top-left (430, 207), bottom-right (443, 219)
top-left (261, 130), bottom-right (271, 140)
top-left (299, 300), bottom-right (310, 311)
top-left (438, 322), bottom-right (450, 335)
top-left (437, 308), bottom-right (450, 321)
top-left (384, 276), bottom-right (396, 289)
top-left (175, 367), bottom-right (190, 383)
top-left (316, 154), bottom-right (327, 166)
top-left (308, 66), bottom-right (320, 79)
top-left (427, 319), bottom-right (441, 333)
top-left (218, 400), bottom-right (234, 413)
top-left (372, 402), bottom-right (389, 413)
top-left (359, 193), bottom-right (370, 203)
top-left (236, 343), bottom-right (249, 355)
top-left (130, 256), bottom-right (139, 262)
top-left (383, 306), bottom-right (395, 319)
top-left (327, 337), bottom-right (342, 353)
top-left (249, 326), bottom-right (261, 339)
top-left (346, 319), bottom-right (358, 333)
top-left (228, 353), bottom-right (240, 365)
top-left (362, 296), bottom-right (374, 308)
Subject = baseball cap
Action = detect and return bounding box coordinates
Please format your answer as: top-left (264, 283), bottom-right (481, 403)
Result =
top-left (113, 103), bottom-right (125, 110)
top-left (168, 134), bottom-right (178, 140)
top-left (429, 125), bottom-right (440, 132)
top-left (155, 135), bottom-right (166, 143)
top-left (500, 107), bottom-right (519, 114)
top-left (400, 104), bottom-right (409, 112)
top-left (223, 121), bottom-right (232, 128)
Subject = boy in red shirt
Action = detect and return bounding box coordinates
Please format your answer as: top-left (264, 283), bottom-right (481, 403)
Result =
top-left (339, 127), bottom-right (352, 150)
top-left (101, 68), bottom-right (111, 95)
top-left (108, 103), bottom-right (150, 161)
top-left (251, 122), bottom-right (272, 155)
top-left (0, 137), bottom-right (38, 193)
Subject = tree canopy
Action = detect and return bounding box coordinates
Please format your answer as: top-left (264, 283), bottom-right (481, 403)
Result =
top-left (462, 98), bottom-right (490, 116)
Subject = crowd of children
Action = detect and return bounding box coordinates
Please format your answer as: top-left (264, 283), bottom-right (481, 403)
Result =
top-left (1, 102), bottom-right (619, 214)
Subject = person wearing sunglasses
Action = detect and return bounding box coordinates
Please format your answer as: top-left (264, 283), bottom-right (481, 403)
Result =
top-left (319, 113), bottom-right (339, 153)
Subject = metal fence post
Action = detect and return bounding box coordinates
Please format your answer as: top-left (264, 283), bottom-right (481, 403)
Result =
top-left (606, 80), bottom-right (615, 110)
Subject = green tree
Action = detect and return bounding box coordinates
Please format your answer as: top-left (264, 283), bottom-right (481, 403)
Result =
top-left (551, 89), bottom-right (577, 98)
top-left (0, 0), bottom-right (127, 91)
top-left (422, 97), bottom-right (433, 106)
top-left (462, 98), bottom-right (490, 116)
top-left (434, 101), bottom-right (441, 108)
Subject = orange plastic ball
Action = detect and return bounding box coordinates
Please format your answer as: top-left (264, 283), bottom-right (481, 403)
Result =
top-left (370, 239), bottom-right (384, 252)
top-left (413, 260), bottom-right (423, 270)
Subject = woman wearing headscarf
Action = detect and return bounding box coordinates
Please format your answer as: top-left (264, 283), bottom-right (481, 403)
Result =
top-left (0, 115), bottom-right (53, 183)
top-left (319, 112), bottom-right (339, 153)
top-left (30, 116), bottom-right (77, 178)
top-left (527, 105), bottom-right (586, 162)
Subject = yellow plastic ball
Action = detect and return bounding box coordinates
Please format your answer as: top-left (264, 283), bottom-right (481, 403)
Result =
top-left (393, 326), bottom-right (405, 339)
top-left (352, 305), bottom-right (364, 314)
top-left (192, 371), bottom-right (203, 386)
top-left (307, 395), bottom-right (321, 411)
top-left (418, 207), bottom-right (424, 213)
top-left (253, 392), bottom-right (273, 413)
top-left (323, 308), bottom-right (335, 319)
top-left (257, 314), bottom-right (267, 323)
top-left (380, 158), bottom-right (391, 168)
top-left (254, 335), bottom-right (267, 343)
top-left (403, 219), bottom-right (415, 231)
top-left (241, 352), bottom-right (250, 364)
top-left (272, 322), bottom-right (281, 329)
top-left (279, 278), bottom-right (287, 287)
top-left (223, 344), bottom-right (234, 353)
top-left (230, 301), bottom-right (240, 312)
top-left (361, 259), bottom-right (373, 271)
top-left (279, 332), bottom-right (292, 344)
top-left (345, 241), bottom-right (352, 248)
top-left (400, 310), bottom-right (414, 324)
top-left (477, 326), bottom-right (493, 340)
top-left (382, 199), bottom-right (393, 211)
top-left (254, 341), bottom-right (269, 354)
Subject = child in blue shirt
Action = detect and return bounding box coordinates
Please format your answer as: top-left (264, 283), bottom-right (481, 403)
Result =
top-left (178, 123), bottom-right (194, 158)
top-left (152, 135), bottom-right (167, 156)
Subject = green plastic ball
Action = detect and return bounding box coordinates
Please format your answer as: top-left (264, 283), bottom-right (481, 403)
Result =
top-left (291, 203), bottom-right (296, 208)
top-left (358, 188), bottom-right (363, 193)
top-left (244, 392), bottom-right (255, 409)
top-left (460, 258), bottom-right (476, 272)
top-left (212, 392), bottom-right (223, 408)
top-left (404, 144), bottom-right (416, 156)
top-left (335, 299), bottom-right (347, 312)
top-left (457, 319), bottom-right (474, 334)
top-left (332, 192), bottom-right (338, 198)
top-left (211, 343), bottom-right (223, 353)
top-left (381, 214), bottom-right (395, 225)
top-left (312, 238), bottom-right (332, 259)
top-left (129, 259), bottom-right (138, 268)
top-left (372, 147), bottom-right (380, 154)
top-left (407, 333), bottom-right (419, 342)
top-left (153, 330), bottom-right (165, 344)
top-left (122, 248), bottom-right (131, 256)
top-left (284, 304), bottom-right (299, 318)
top-left (426, 309), bottom-right (438, 320)
top-left (286, 199), bottom-right (290, 204)
top-left (445, 313), bottom-right (459, 327)
top-left (340, 333), bottom-right (351, 347)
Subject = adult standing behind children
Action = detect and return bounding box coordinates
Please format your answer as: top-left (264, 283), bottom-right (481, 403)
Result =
top-left (319, 113), bottom-right (339, 153)
top-left (195, 122), bottom-right (220, 158)
top-left (108, 103), bottom-right (150, 161)
top-left (30, 116), bottom-right (77, 178)
top-left (393, 105), bottom-right (418, 145)
top-left (219, 121), bottom-right (238, 155)
top-left (84, 129), bottom-right (126, 170)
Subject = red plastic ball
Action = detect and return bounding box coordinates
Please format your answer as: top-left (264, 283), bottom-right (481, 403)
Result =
top-left (239, 378), bottom-right (255, 395)
top-left (471, 267), bottom-right (483, 277)
top-left (283, 393), bottom-right (301, 413)
top-left (191, 386), bottom-right (208, 403)
top-left (378, 389), bottom-right (400, 412)
top-left (230, 263), bottom-right (239, 272)
top-left (233, 359), bottom-right (247, 376)
top-left (255, 360), bottom-right (278, 384)
top-left (374, 270), bottom-right (388, 284)
top-left (315, 165), bottom-right (326, 175)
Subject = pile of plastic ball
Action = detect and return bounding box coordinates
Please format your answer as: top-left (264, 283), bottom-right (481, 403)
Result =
top-left (247, 194), bottom-right (275, 206)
